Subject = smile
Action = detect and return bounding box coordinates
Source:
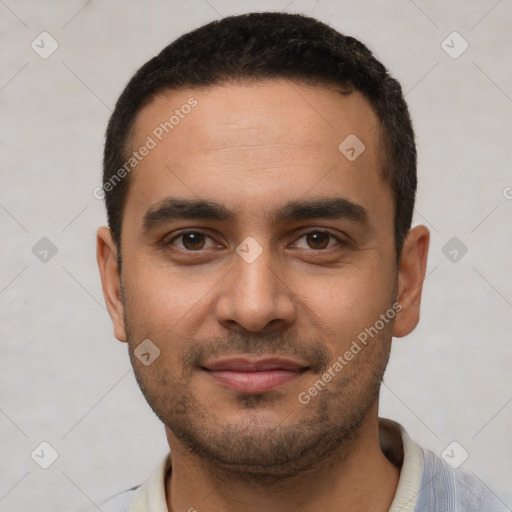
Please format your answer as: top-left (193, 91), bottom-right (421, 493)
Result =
top-left (202, 357), bottom-right (309, 394)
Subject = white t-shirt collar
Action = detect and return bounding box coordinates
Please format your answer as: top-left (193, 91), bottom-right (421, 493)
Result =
top-left (129, 418), bottom-right (424, 512)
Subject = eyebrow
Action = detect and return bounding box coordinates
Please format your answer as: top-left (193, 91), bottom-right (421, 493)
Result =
top-left (141, 196), bottom-right (368, 232)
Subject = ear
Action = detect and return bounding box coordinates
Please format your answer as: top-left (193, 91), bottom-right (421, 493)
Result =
top-left (96, 226), bottom-right (127, 342)
top-left (393, 225), bottom-right (430, 338)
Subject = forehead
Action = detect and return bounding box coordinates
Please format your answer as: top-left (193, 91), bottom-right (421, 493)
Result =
top-left (133, 79), bottom-right (380, 155)
top-left (125, 79), bottom-right (390, 225)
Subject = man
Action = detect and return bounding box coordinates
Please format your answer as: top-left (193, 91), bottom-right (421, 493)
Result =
top-left (96, 11), bottom-right (504, 512)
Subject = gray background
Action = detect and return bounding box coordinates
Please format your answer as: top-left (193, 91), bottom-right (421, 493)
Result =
top-left (1, 0), bottom-right (511, 510)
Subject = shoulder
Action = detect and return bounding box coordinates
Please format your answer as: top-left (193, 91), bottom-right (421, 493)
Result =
top-left (380, 419), bottom-right (507, 512)
top-left (416, 448), bottom-right (508, 511)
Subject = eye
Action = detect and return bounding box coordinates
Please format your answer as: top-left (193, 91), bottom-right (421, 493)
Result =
top-left (168, 231), bottom-right (217, 251)
top-left (293, 231), bottom-right (341, 250)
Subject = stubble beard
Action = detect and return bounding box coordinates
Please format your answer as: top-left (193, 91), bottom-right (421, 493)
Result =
top-left (123, 297), bottom-right (394, 484)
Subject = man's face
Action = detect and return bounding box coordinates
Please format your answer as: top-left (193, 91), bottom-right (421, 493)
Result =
top-left (102, 80), bottom-right (408, 477)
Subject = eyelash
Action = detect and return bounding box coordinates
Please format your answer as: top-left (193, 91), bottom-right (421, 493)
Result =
top-left (165, 229), bottom-right (345, 252)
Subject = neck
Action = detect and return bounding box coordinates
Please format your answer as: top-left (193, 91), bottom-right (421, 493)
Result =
top-left (164, 407), bottom-right (400, 512)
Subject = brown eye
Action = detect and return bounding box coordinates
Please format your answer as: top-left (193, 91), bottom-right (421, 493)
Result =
top-left (305, 232), bottom-right (331, 249)
top-left (169, 231), bottom-right (212, 250)
top-left (291, 230), bottom-right (342, 251)
top-left (181, 232), bottom-right (205, 250)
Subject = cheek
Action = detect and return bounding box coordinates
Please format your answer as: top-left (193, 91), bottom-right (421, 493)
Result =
top-left (121, 260), bottom-right (221, 359)
top-left (123, 258), bottom-right (197, 316)
top-left (292, 265), bottom-right (396, 346)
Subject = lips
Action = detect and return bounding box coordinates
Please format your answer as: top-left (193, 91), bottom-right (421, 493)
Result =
top-left (202, 357), bottom-right (308, 394)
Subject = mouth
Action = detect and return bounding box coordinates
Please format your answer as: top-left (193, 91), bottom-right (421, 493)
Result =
top-left (201, 357), bottom-right (309, 394)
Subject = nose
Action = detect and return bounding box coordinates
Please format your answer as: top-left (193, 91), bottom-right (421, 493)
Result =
top-left (214, 247), bottom-right (297, 333)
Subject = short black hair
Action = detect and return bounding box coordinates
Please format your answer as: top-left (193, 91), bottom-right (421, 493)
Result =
top-left (103, 11), bottom-right (416, 260)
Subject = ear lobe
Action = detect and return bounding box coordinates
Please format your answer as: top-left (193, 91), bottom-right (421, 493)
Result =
top-left (393, 225), bottom-right (430, 338)
top-left (96, 226), bottom-right (127, 342)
